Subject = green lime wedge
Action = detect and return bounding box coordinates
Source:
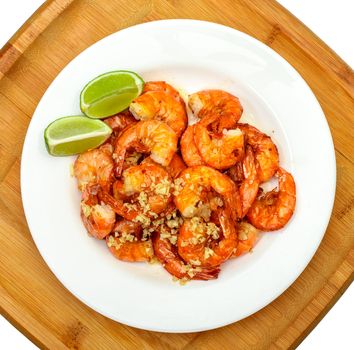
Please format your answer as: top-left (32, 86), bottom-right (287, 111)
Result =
top-left (44, 116), bottom-right (112, 156)
top-left (80, 70), bottom-right (144, 118)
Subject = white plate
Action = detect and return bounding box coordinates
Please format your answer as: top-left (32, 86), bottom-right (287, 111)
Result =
top-left (21, 20), bottom-right (336, 332)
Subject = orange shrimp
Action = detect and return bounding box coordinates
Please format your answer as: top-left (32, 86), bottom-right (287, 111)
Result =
top-left (99, 111), bottom-right (137, 156)
top-left (112, 179), bottom-right (128, 201)
top-left (180, 125), bottom-right (205, 167)
top-left (100, 163), bottom-right (173, 223)
top-left (239, 146), bottom-right (260, 218)
top-left (98, 189), bottom-right (139, 222)
top-left (106, 220), bottom-right (153, 262)
top-left (98, 139), bottom-right (115, 156)
top-left (80, 185), bottom-right (116, 239)
top-left (193, 115), bottom-right (244, 170)
top-left (238, 123), bottom-right (279, 183)
top-left (178, 208), bottom-right (237, 267)
top-left (143, 81), bottom-right (186, 107)
top-left (188, 90), bottom-right (243, 133)
top-left (233, 221), bottom-right (259, 257)
top-left (226, 162), bottom-right (244, 183)
top-left (174, 166), bottom-right (241, 221)
top-left (113, 120), bottom-right (178, 176)
top-left (129, 91), bottom-right (187, 137)
top-left (247, 168), bottom-right (296, 231)
top-left (153, 231), bottom-right (220, 280)
top-left (104, 110), bottom-right (137, 134)
top-left (165, 153), bottom-right (187, 179)
top-left (120, 163), bottom-right (172, 215)
top-left (142, 153), bottom-right (187, 179)
top-left (74, 148), bottom-right (114, 191)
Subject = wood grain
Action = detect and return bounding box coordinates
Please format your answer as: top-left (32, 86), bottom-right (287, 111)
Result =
top-left (0, 0), bottom-right (353, 349)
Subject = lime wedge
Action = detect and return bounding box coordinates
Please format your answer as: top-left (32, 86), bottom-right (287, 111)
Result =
top-left (80, 70), bottom-right (144, 118)
top-left (44, 116), bottom-right (112, 156)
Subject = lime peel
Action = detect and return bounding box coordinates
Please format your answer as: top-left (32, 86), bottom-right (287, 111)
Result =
top-left (48, 130), bottom-right (111, 146)
top-left (80, 70), bottom-right (144, 119)
top-left (44, 116), bottom-right (112, 156)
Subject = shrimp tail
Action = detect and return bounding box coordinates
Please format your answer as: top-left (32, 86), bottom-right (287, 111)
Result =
top-left (98, 189), bottom-right (137, 221)
top-left (114, 151), bottom-right (126, 178)
top-left (115, 141), bottom-right (149, 177)
top-left (193, 266), bottom-right (220, 280)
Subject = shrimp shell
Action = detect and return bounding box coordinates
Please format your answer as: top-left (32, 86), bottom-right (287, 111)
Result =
top-left (178, 207), bottom-right (238, 267)
top-left (104, 110), bottom-right (137, 134)
top-left (239, 146), bottom-right (260, 218)
top-left (174, 166), bottom-right (241, 221)
top-left (153, 231), bottom-right (220, 280)
top-left (247, 167), bottom-right (296, 231)
top-left (106, 220), bottom-right (153, 262)
top-left (194, 120), bottom-right (244, 170)
top-left (130, 91), bottom-right (187, 137)
top-left (233, 221), bottom-right (259, 257)
top-left (114, 120), bottom-right (178, 176)
top-left (180, 125), bottom-right (205, 167)
top-left (122, 163), bottom-right (172, 215)
top-left (143, 81), bottom-right (186, 107)
top-left (238, 123), bottom-right (279, 183)
top-left (80, 185), bottom-right (115, 239)
top-left (74, 148), bottom-right (114, 191)
top-left (188, 89), bottom-right (243, 133)
top-left (142, 153), bottom-right (187, 179)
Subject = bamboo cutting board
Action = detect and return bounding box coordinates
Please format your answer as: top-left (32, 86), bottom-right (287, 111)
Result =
top-left (0, 0), bottom-right (353, 349)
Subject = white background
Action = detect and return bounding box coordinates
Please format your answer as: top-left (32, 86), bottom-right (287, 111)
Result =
top-left (0, 1), bottom-right (352, 349)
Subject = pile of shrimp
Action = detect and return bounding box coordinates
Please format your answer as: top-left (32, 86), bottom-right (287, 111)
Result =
top-left (73, 81), bottom-right (296, 283)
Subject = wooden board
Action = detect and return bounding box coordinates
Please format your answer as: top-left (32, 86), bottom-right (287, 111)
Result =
top-left (0, 0), bottom-right (353, 348)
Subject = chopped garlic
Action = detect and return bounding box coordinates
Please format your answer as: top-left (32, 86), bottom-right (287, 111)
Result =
top-left (133, 214), bottom-right (151, 227)
top-left (190, 259), bottom-right (201, 266)
top-left (169, 235), bottom-right (177, 245)
top-left (206, 223), bottom-right (220, 240)
top-left (107, 236), bottom-right (121, 250)
top-left (123, 203), bottom-right (138, 212)
top-left (81, 203), bottom-right (91, 217)
top-left (204, 247), bottom-right (215, 259)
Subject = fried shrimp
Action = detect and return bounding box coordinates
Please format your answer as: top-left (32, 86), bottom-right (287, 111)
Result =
top-left (68, 77), bottom-right (296, 283)
top-left (74, 148), bottom-right (114, 191)
top-left (106, 220), bottom-right (153, 262)
top-left (142, 153), bottom-right (187, 179)
top-left (114, 120), bottom-right (178, 176)
top-left (174, 166), bottom-right (241, 221)
top-left (99, 163), bottom-right (173, 224)
top-left (188, 90), bottom-right (243, 133)
top-left (178, 208), bottom-right (237, 267)
top-left (180, 125), bottom-right (205, 167)
top-left (194, 115), bottom-right (244, 170)
top-left (163, 153), bottom-right (187, 179)
top-left (80, 185), bottom-right (115, 239)
top-left (99, 111), bottom-right (138, 156)
top-left (143, 81), bottom-right (186, 107)
top-left (247, 168), bottom-right (296, 231)
top-left (98, 190), bottom-right (139, 222)
top-left (238, 124), bottom-right (279, 183)
top-left (120, 163), bottom-right (172, 215)
top-left (153, 231), bottom-right (220, 280)
top-left (226, 162), bottom-right (244, 183)
top-left (104, 110), bottom-right (137, 134)
top-left (129, 91), bottom-right (187, 137)
top-left (239, 146), bottom-right (260, 218)
top-left (233, 221), bottom-right (259, 257)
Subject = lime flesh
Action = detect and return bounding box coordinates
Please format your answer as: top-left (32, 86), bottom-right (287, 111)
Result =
top-left (80, 70), bottom-right (144, 119)
top-left (44, 116), bottom-right (112, 156)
